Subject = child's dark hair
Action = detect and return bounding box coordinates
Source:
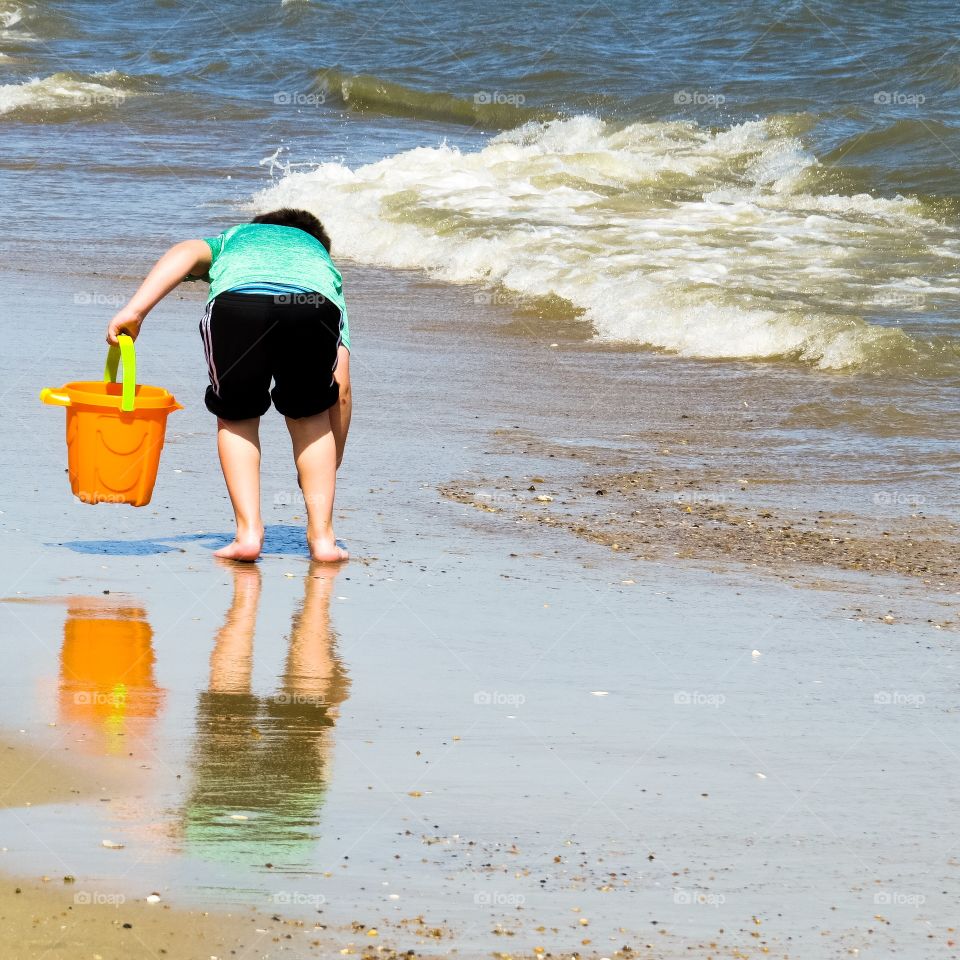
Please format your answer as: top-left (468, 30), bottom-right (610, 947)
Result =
top-left (251, 208), bottom-right (331, 252)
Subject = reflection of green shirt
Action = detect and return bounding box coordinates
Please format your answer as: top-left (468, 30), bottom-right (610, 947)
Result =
top-left (183, 640), bottom-right (351, 869)
top-left (197, 223), bottom-right (351, 350)
top-left (183, 691), bottom-right (333, 866)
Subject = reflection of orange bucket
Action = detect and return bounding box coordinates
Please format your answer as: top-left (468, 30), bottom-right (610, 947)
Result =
top-left (59, 598), bottom-right (163, 755)
top-left (40, 335), bottom-right (182, 507)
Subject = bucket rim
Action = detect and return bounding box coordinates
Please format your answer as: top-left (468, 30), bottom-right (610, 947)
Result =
top-left (52, 381), bottom-right (182, 411)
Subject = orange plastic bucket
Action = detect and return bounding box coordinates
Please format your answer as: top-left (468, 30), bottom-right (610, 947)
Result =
top-left (40, 335), bottom-right (182, 507)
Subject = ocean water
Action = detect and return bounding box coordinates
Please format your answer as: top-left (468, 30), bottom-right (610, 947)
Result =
top-left (2, 0), bottom-right (960, 378)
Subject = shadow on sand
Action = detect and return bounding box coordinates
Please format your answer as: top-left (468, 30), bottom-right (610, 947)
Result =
top-left (53, 524), bottom-right (312, 558)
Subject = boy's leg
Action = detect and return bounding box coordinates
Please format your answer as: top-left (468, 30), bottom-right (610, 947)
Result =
top-left (209, 561), bottom-right (261, 691)
top-left (214, 417), bottom-right (265, 562)
top-left (201, 293), bottom-right (274, 562)
top-left (282, 564), bottom-right (344, 703)
top-left (285, 410), bottom-right (348, 563)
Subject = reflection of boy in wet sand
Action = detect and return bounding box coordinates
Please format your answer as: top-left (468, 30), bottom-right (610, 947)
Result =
top-left (183, 564), bottom-right (349, 865)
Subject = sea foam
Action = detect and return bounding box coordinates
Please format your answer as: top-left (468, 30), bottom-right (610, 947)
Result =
top-left (0, 71), bottom-right (132, 116)
top-left (255, 115), bottom-right (955, 370)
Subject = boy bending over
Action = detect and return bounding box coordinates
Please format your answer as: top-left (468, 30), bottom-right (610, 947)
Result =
top-left (107, 208), bottom-right (351, 563)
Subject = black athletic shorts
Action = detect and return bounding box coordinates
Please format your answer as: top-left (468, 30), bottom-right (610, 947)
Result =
top-left (199, 291), bottom-right (343, 421)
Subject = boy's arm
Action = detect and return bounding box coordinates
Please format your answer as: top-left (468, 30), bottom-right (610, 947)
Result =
top-left (106, 239), bottom-right (212, 345)
top-left (330, 345), bottom-right (352, 469)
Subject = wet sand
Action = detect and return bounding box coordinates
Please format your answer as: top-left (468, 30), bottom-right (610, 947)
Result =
top-left (441, 441), bottom-right (960, 597)
top-left (0, 727), bottom-right (835, 960)
top-left (1, 263), bottom-right (958, 958)
top-left (0, 732), bottom-right (107, 810)
top-left (0, 732), bottom-right (273, 960)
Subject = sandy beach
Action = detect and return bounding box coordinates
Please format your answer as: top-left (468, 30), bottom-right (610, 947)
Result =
top-left (4, 2), bottom-right (960, 955)
top-left (0, 261), bottom-right (954, 959)
top-left (0, 732), bottom-right (288, 959)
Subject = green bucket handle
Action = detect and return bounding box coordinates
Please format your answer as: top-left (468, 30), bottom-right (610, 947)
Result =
top-left (104, 334), bottom-right (137, 412)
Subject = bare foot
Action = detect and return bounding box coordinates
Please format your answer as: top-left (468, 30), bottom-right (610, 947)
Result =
top-left (214, 532), bottom-right (264, 562)
top-left (308, 537), bottom-right (349, 564)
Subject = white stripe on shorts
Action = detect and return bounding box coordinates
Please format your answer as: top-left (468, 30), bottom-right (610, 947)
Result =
top-left (201, 300), bottom-right (220, 396)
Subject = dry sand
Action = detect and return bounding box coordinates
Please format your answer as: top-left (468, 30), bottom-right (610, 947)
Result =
top-left (0, 735), bottom-right (262, 959)
top-left (0, 880), bottom-right (264, 960)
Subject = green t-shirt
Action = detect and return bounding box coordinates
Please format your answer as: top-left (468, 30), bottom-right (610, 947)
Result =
top-left (197, 223), bottom-right (350, 350)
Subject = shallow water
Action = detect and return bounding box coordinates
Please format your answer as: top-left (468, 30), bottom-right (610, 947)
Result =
top-left (3, 0), bottom-right (960, 379)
